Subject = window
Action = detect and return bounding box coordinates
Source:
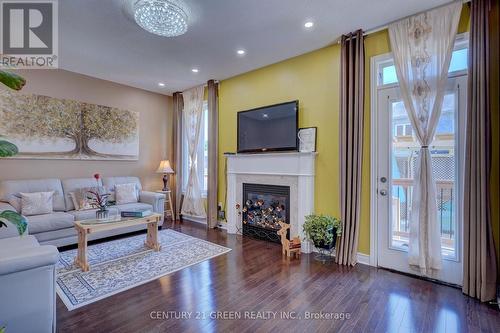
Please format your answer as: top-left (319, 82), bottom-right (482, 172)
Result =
top-left (378, 34), bottom-right (469, 86)
top-left (381, 63), bottom-right (398, 85)
top-left (394, 123), bottom-right (413, 137)
top-left (182, 102), bottom-right (209, 196)
top-left (388, 89), bottom-right (464, 260)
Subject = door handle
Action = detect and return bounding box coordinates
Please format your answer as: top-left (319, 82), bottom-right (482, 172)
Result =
top-left (379, 189), bottom-right (388, 196)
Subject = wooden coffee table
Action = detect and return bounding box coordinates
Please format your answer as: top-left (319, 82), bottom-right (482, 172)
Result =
top-left (73, 213), bottom-right (162, 272)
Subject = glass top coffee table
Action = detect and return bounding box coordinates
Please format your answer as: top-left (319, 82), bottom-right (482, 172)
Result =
top-left (73, 213), bottom-right (162, 272)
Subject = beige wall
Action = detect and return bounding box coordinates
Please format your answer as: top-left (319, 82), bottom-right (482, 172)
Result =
top-left (0, 69), bottom-right (172, 191)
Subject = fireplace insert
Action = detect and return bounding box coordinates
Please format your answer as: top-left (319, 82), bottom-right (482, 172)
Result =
top-left (242, 183), bottom-right (290, 243)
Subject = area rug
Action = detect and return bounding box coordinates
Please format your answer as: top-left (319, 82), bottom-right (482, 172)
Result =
top-left (56, 229), bottom-right (231, 310)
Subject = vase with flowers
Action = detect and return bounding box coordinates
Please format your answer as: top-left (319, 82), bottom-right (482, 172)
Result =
top-left (87, 173), bottom-right (111, 220)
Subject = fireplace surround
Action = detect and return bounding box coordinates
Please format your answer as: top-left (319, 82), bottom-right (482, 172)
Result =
top-left (225, 152), bottom-right (316, 253)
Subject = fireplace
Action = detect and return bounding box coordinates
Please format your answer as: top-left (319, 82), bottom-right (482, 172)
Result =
top-left (226, 152), bottom-right (316, 253)
top-left (242, 183), bottom-right (290, 243)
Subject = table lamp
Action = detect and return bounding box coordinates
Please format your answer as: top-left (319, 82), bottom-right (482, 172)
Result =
top-left (156, 160), bottom-right (174, 191)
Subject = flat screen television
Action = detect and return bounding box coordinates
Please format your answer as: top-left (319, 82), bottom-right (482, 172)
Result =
top-left (237, 100), bottom-right (298, 153)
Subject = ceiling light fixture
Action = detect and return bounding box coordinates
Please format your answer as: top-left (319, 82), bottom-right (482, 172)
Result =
top-left (304, 21), bottom-right (314, 29)
top-left (237, 49), bottom-right (246, 55)
top-left (158, 82), bottom-right (165, 87)
top-left (191, 68), bottom-right (199, 73)
top-left (134, 0), bottom-right (189, 37)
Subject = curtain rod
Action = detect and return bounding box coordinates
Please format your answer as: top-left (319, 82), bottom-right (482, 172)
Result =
top-left (336, 0), bottom-right (470, 43)
top-left (203, 80), bottom-right (220, 88)
top-left (175, 80), bottom-right (220, 95)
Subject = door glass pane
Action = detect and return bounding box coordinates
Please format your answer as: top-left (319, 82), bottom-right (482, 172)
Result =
top-left (391, 100), bottom-right (417, 250)
top-left (390, 94), bottom-right (457, 258)
top-left (382, 65), bottom-right (398, 85)
top-left (379, 48), bottom-right (468, 86)
top-left (434, 93), bottom-right (456, 258)
top-left (449, 48), bottom-right (468, 73)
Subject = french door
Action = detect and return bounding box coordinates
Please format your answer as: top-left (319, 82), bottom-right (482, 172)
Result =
top-left (375, 75), bottom-right (467, 285)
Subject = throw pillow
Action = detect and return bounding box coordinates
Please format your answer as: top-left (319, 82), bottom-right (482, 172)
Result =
top-left (69, 186), bottom-right (107, 211)
top-left (115, 183), bottom-right (138, 205)
top-left (20, 191), bottom-right (54, 216)
top-left (7, 195), bottom-right (22, 212)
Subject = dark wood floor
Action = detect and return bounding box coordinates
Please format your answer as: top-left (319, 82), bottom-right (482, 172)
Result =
top-left (56, 220), bottom-right (499, 333)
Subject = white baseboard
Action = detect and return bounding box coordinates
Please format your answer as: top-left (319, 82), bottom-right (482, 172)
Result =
top-left (182, 215), bottom-right (206, 224)
top-left (357, 252), bottom-right (371, 266)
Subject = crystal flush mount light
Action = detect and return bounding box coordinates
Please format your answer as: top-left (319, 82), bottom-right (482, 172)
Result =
top-left (134, 0), bottom-right (189, 37)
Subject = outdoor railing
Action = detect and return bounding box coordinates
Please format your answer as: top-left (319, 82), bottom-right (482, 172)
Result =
top-left (392, 178), bottom-right (454, 241)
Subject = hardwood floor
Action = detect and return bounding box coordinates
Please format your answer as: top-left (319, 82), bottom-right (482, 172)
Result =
top-left (56, 221), bottom-right (500, 333)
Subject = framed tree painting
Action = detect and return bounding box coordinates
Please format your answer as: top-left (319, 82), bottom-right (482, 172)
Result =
top-left (0, 90), bottom-right (139, 160)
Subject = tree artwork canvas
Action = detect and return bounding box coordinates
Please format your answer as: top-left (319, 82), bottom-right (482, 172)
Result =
top-left (0, 90), bottom-right (139, 160)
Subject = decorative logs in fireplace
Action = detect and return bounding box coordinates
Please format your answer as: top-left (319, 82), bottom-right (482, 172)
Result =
top-left (242, 183), bottom-right (290, 243)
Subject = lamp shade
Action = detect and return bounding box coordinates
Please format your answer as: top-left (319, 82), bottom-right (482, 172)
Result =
top-left (156, 160), bottom-right (174, 174)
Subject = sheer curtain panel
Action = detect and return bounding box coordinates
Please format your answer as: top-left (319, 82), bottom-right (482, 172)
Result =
top-left (388, 1), bottom-right (462, 274)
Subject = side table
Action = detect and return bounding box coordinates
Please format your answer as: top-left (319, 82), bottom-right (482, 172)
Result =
top-left (156, 190), bottom-right (175, 223)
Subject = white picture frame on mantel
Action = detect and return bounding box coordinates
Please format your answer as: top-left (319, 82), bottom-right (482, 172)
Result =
top-left (298, 127), bottom-right (317, 152)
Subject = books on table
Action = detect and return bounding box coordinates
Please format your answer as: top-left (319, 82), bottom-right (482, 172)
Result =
top-left (120, 209), bottom-right (152, 218)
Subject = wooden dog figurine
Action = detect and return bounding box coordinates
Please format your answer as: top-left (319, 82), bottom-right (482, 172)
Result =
top-left (277, 221), bottom-right (301, 259)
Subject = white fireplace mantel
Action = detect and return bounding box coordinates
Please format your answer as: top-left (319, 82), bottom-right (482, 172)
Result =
top-left (225, 152), bottom-right (316, 253)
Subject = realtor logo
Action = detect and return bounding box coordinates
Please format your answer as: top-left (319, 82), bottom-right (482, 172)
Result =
top-left (0, 0), bottom-right (58, 68)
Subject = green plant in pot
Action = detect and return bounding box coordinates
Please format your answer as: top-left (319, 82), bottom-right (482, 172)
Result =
top-left (0, 69), bottom-right (28, 238)
top-left (0, 70), bottom-right (25, 157)
top-left (303, 214), bottom-right (342, 250)
top-left (0, 70), bottom-right (25, 158)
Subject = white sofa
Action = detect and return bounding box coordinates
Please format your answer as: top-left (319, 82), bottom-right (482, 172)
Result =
top-left (0, 234), bottom-right (59, 333)
top-left (0, 176), bottom-right (165, 247)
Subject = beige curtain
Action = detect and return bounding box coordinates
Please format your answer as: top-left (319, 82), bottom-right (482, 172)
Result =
top-left (388, 2), bottom-right (462, 274)
top-left (207, 80), bottom-right (219, 229)
top-left (336, 29), bottom-right (364, 266)
top-left (181, 86), bottom-right (206, 218)
top-left (462, 0), bottom-right (498, 302)
top-left (172, 92), bottom-right (183, 220)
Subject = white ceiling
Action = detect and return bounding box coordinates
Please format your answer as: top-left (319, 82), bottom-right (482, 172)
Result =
top-left (59, 0), bottom-right (450, 95)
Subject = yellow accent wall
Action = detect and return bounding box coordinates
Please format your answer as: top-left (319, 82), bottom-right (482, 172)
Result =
top-left (218, 40), bottom-right (370, 252)
top-left (217, 5), bottom-right (500, 258)
top-left (218, 32), bottom-right (392, 254)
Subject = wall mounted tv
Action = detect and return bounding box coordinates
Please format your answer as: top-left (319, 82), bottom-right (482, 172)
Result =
top-left (237, 100), bottom-right (298, 153)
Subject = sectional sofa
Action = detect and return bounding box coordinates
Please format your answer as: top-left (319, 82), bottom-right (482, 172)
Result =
top-left (0, 234), bottom-right (59, 333)
top-left (0, 176), bottom-right (165, 247)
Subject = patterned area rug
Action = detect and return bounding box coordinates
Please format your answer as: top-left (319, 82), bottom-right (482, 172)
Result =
top-left (56, 229), bottom-right (231, 310)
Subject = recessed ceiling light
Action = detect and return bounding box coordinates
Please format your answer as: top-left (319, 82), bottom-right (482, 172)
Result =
top-left (191, 68), bottom-right (199, 73)
top-left (237, 49), bottom-right (246, 55)
top-left (158, 82), bottom-right (165, 87)
top-left (304, 21), bottom-right (314, 28)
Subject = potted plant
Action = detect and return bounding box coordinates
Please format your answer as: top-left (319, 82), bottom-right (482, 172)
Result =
top-left (86, 174), bottom-right (111, 219)
top-left (0, 70), bottom-right (28, 240)
top-left (303, 214), bottom-right (342, 250)
top-left (0, 70), bottom-right (25, 158)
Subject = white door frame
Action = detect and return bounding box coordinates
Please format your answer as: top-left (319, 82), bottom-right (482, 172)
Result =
top-left (369, 52), bottom-right (404, 266)
top-left (369, 37), bottom-right (468, 268)
top-left (369, 53), bottom-right (386, 266)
